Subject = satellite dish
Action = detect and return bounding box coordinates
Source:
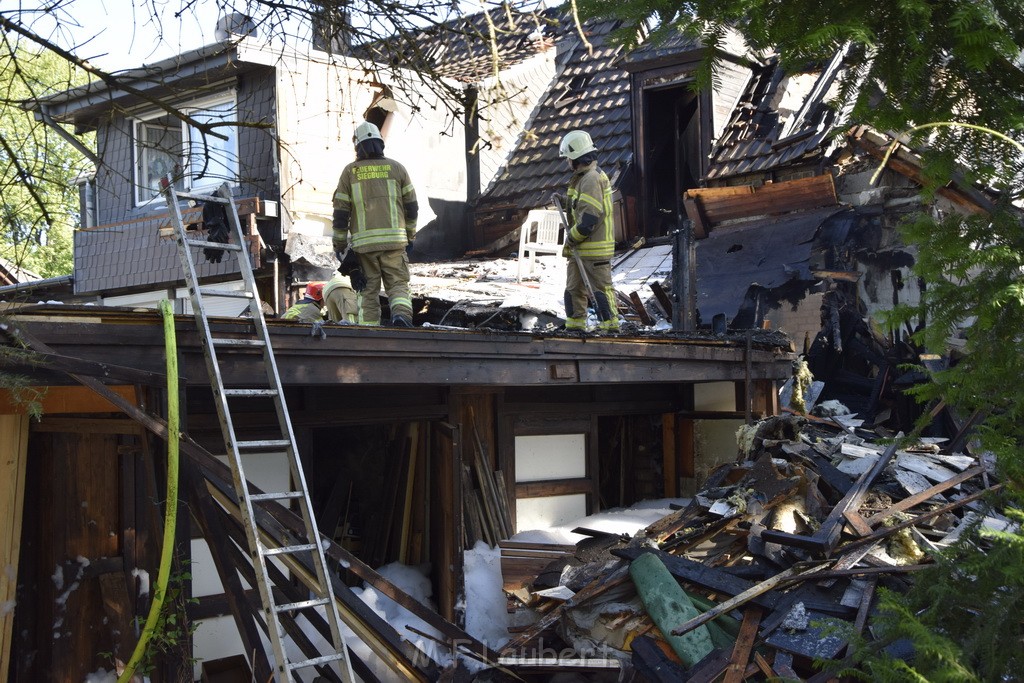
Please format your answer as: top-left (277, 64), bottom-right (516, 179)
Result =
top-left (215, 13), bottom-right (258, 41)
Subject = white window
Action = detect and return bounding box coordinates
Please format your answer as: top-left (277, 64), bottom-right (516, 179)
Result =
top-left (133, 93), bottom-right (239, 204)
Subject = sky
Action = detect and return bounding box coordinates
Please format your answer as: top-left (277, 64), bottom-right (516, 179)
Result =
top-left (19, 0), bottom-right (237, 71)
top-left (18, 0), bottom-right (533, 73)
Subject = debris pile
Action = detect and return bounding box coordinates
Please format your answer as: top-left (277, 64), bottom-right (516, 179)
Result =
top-left (492, 413), bottom-right (1004, 681)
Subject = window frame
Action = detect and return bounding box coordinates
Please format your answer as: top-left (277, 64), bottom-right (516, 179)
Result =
top-left (131, 91), bottom-right (240, 206)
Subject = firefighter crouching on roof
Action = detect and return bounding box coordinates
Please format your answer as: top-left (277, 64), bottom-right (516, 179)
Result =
top-left (332, 121), bottom-right (418, 327)
top-left (559, 129), bottom-right (619, 332)
top-left (323, 271), bottom-right (357, 324)
top-left (282, 282), bottom-right (325, 322)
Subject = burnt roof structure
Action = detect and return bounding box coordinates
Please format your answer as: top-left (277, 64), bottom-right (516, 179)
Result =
top-left (361, 5), bottom-right (569, 84)
top-left (705, 48), bottom-right (853, 182)
top-left (473, 18), bottom-right (632, 221)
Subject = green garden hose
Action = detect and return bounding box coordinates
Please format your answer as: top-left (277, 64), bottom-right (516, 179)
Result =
top-left (118, 300), bottom-right (180, 682)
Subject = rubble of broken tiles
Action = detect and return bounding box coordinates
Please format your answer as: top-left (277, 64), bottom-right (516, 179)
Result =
top-left (490, 412), bottom-right (1005, 681)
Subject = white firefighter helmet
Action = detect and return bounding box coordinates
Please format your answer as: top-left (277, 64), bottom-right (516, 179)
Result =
top-left (353, 121), bottom-right (383, 144)
top-left (558, 130), bottom-right (597, 160)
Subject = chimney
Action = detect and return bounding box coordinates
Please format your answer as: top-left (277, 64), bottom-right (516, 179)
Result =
top-left (312, 9), bottom-right (352, 54)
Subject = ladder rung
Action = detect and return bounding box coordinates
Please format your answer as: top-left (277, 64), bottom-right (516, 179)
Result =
top-left (274, 597), bottom-right (331, 614)
top-left (263, 543), bottom-right (317, 556)
top-left (222, 388), bottom-right (279, 397)
top-left (198, 287), bottom-right (253, 299)
top-left (212, 338), bottom-right (266, 348)
top-left (287, 652), bottom-right (348, 671)
top-left (185, 239), bottom-right (243, 251)
top-left (237, 439), bottom-right (291, 450)
top-left (249, 490), bottom-right (305, 502)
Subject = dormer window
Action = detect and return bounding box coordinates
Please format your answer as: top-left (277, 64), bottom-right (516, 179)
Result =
top-left (133, 93), bottom-right (239, 205)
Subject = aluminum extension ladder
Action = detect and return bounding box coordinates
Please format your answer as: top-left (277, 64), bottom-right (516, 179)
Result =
top-left (160, 179), bottom-right (355, 682)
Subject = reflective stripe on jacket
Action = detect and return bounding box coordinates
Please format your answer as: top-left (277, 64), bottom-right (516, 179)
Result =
top-left (333, 158), bottom-right (416, 253)
top-left (567, 162), bottom-right (614, 259)
top-left (281, 300), bottom-right (322, 322)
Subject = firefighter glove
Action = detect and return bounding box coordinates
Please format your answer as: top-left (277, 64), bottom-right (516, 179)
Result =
top-left (338, 249), bottom-right (360, 276)
top-left (350, 268), bottom-right (367, 292)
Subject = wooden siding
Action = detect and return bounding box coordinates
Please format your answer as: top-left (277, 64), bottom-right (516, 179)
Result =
top-left (0, 415), bottom-right (28, 683)
top-left (685, 173), bottom-right (838, 228)
top-left (13, 430), bottom-right (123, 681)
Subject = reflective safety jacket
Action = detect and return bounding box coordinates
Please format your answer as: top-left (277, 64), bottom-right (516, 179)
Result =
top-left (566, 161), bottom-right (614, 260)
top-left (333, 157), bottom-right (417, 253)
top-left (281, 298), bottom-right (323, 322)
top-left (323, 271), bottom-right (353, 300)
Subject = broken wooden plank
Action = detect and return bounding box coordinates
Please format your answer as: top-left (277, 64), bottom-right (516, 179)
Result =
top-left (205, 478), bottom-right (437, 682)
top-left (773, 651), bottom-right (800, 681)
top-left (842, 484), bottom-right (1003, 554)
top-left (469, 407), bottom-right (512, 540)
top-left (650, 281), bottom-right (674, 318)
top-left (500, 563), bottom-right (630, 654)
top-left (843, 510), bottom-right (874, 537)
top-left (679, 647), bottom-right (731, 683)
top-left (753, 651), bottom-right (776, 678)
top-left (214, 505), bottom-right (377, 683)
top-left (722, 606), bottom-right (762, 683)
top-left (852, 578), bottom-right (877, 636)
top-left (671, 563), bottom-right (830, 637)
top-left (492, 469), bottom-right (515, 540)
top-left (628, 291), bottom-right (654, 325)
top-left (865, 465), bottom-right (986, 528)
top-left (188, 477), bottom-right (274, 682)
top-left (683, 175), bottom-right (837, 225)
top-left (614, 547), bottom-right (779, 611)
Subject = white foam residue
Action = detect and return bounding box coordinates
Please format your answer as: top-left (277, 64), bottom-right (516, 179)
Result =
top-left (131, 568), bottom-right (150, 597)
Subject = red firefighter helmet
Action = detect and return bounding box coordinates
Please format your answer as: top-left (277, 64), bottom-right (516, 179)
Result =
top-left (306, 282), bottom-right (324, 302)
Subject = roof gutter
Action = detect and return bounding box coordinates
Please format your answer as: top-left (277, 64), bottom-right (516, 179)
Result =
top-left (0, 275), bottom-right (74, 297)
top-left (27, 43), bottom-right (239, 122)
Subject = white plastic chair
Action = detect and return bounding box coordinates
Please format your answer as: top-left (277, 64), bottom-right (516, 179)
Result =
top-left (517, 209), bottom-right (563, 281)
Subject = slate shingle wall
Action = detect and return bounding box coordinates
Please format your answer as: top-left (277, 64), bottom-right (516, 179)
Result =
top-left (237, 67), bottom-right (278, 200)
top-left (74, 65), bottom-right (279, 296)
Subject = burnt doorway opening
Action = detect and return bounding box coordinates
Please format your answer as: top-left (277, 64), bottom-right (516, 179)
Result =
top-left (304, 418), bottom-right (462, 621)
top-left (642, 84), bottom-right (703, 237)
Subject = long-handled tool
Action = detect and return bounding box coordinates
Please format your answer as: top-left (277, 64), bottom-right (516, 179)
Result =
top-left (552, 192), bottom-right (609, 322)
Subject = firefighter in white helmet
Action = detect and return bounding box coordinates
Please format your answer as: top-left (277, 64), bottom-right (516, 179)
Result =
top-left (332, 121), bottom-right (418, 327)
top-left (558, 129), bottom-right (619, 331)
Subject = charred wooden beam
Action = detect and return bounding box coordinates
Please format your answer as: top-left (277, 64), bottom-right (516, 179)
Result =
top-left (614, 548), bottom-right (779, 611)
top-left (631, 635), bottom-right (689, 682)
